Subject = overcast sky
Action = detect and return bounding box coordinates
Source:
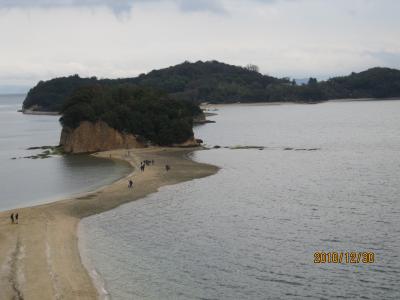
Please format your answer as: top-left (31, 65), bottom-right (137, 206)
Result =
top-left (1, 0), bottom-right (399, 90)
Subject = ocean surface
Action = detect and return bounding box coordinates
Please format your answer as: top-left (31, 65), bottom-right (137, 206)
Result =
top-left (80, 100), bottom-right (400, 299)
top-left (0, 94), bottom-right (132, 211)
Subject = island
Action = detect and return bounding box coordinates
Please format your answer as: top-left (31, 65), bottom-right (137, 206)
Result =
top-left (0, 83), bottom-right (219, 300)
top-left (22, 60), bottom-right (400, 114)
top-left (59, 85), bottom-right (203, 153)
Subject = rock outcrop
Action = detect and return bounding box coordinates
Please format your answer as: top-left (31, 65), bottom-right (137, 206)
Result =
top-left (60, 121), bottom-right (145, 153)
top-left (193, 112), bottom-right (216, 124)
top-left (172, 136), bottom-right (202, 148)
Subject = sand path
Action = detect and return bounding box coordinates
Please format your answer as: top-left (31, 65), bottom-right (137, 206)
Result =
top-left (0, 147), bottom-right (218, 299)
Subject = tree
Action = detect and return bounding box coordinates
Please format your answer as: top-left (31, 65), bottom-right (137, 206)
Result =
top-left (245, 64), bottom-right (260, 73)
top-left (308, 77), bottom-right (318, 85)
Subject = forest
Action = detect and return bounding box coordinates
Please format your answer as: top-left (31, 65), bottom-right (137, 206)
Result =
top-left (23, 60), bottom-right (400, 112)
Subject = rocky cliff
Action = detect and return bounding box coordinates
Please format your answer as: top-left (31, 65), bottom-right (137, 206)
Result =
top-left (60, 121), bottom-right (145, 153)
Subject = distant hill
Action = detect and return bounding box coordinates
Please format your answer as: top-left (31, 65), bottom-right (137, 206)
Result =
top-left (22, 61), bottom-right (400, 112)
top-left (131, 60), bottom-right (284, 103)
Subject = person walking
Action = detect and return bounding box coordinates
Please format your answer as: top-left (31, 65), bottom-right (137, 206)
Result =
top-left (128, 179), bottom-right (133, 188)
top-left (15, 213), bottom-right (18, 224)
top-left (10, 213), bottom-right (14, 224)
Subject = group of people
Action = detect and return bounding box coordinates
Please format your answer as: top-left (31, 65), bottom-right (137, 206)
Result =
top-left (128, 159), bottom-right (172, 189)
top-left (140, 159), bottom-right (154, 172)
top-left (10, 212), bottom-right (19, 224)
top-left (128, 159), bottom-right (156, 188)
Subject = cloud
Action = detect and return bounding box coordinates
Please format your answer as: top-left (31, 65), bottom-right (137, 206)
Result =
top-left (0, 0), bottom-right (134, 14)
top-left (0, 0), bottom-right (399, 88)
top-left (178, 0), bottom-right (226, 13)
top-left (0, 0), bottom-right (229, 14)
top-left (0, 0), bottom-right (295, 15)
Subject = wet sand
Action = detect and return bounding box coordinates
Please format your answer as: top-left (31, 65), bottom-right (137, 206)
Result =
top-left (0, 147), bottom-right (218, 299)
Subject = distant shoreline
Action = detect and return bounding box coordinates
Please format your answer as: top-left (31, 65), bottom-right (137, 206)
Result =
top-left (0, 147), bottom-right (218, 299)
top-left (200, 97), bottom-right (400, 108)
top-left (20, 109), bottom-right (60, 116)
top-left (21, 97), bottom-right (400, 116)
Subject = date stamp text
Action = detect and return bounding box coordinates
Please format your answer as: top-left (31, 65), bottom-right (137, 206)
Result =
top-left (314, 252), bottom-right (375, 264)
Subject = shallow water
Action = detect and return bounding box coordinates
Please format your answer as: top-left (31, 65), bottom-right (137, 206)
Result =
top-left (0, 94), bottom-right (132, 211)
top-left (80, 100), bottom-right (400, 299)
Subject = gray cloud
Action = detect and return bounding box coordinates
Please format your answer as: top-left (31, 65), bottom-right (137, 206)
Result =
top-left (0, 0), bottom-right (228, 14)
top-left (0, 0), bottom-right (292, 14)
top-left (0, 0), bottom-right (138, 14)
top-left (178, 0), bottom-right (226, 13)
top-left (0, 0), bottom-right (398, 87)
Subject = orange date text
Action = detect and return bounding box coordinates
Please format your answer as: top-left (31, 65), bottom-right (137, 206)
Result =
top-left (314, 252), bottom-right (375, 264)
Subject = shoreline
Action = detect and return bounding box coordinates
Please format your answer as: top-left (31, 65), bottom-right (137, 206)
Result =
top-left (20, 108), bottom-right (60, 116)
top-left (20, 97), bottom-right (400, 118)
top-left (200, 97), bottom-right (400, 109)
top-left (0, 146), bottom-right (219, 299)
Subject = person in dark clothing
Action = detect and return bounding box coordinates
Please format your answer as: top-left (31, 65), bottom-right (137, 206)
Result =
top-left (15, 213), bottom-right (18, 224)
top-left (128, 180), bottom-right (133, 188)
top-left (10, 213), bottom-right (14, 224)
top-left (165, 164), bottom-right (170, 171)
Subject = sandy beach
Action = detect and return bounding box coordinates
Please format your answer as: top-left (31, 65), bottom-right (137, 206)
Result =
top-left (0, 147), bottom-right (218, 299)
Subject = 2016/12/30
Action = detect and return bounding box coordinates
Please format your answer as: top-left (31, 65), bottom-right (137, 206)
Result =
top-left (314, 252), bottom-right (375, 264)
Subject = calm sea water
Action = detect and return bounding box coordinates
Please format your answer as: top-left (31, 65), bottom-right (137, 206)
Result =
top-left (0, 94), bottom-right (132, 211)
top-left (80, 100), bottom-right (400, 299)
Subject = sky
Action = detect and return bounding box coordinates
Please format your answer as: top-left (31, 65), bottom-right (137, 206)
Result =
top-left (0, 0), bottom-right (400, 91)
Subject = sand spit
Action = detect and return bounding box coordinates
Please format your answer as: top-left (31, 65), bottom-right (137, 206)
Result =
top-left (0, 147), bottom-right (218, 299)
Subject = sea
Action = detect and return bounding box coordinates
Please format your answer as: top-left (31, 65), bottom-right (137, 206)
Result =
top-left (79, 100), bottom-right (400, 299)
top-left (0, 94), bottom-right (132, 211)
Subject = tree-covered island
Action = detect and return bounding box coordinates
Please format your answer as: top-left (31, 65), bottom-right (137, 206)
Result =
top-left (60, 85), bottom-right (202, 146)
top-left (23, 60), bottom-right (400, 113)
top-left (22, 60), bottom-right (400, 150)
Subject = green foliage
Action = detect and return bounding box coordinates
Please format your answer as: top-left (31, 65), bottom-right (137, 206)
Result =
top-left (23, 62), bottom-right (400, 112)
top-left (60, 85), bottom-right (197, 146)
top-left (136, 61), bottom-right (283, 103)
top-left (23, 75), bottom-right (99, 112)
top-left (325, 67), bottom-right (400, 98)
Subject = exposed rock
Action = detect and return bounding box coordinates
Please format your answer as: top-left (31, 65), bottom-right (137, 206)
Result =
top-left (193, 113), bottom-right (206, 123)
top-left (193, 112), bottom-right (216, 124)
top-left (27, 145), bottom-right (54, 150)
top-left (22, 106), bottom-right (59, 115)
top-left (172, 136), bottom-right (201, 148)
top-left (60, 121), bottom-right (145, 153)
top-left (293, 148), bottom-right (321, 151)
top-left (229, 145), bottom-right (265, 150)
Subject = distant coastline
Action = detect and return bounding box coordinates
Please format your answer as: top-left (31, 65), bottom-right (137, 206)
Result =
top-left (20, 108), bottom-right (60, 116)
top-left (21, 61), bottom-right (400, 114)
top-left (21, 97), bottom-right (400, 117)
